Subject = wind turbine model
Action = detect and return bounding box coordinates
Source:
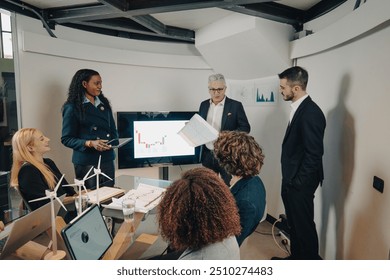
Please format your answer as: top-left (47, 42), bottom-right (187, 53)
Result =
top-left (29, 174), bottom-right (67, 260)
top-left (63, 167), bottom-right (96, 216)
top-left (92, 155), bottom-right (113, 206)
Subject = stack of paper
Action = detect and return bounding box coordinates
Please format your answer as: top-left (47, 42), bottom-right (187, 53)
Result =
top-left (177, 113), bottom-right (219, 147)
top-left (86, 186), bottom-right (125, 204)
top-left (102, 183), bottom-right (166, 213)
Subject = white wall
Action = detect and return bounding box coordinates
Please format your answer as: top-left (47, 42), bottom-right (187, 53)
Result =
top-left (291, 0), bottom-right (390, 259)
top-left (11, 0), bottom-right (390, 259)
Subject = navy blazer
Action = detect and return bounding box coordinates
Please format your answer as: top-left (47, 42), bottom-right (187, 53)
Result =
top-left (61, 102), bottom-right (118, 166)
top-left (198, 96), bottom-right (250, 133)
top-left (281, 96), bottom-right (326, 188)
top-left (231, 176), bottom-right (266, 246)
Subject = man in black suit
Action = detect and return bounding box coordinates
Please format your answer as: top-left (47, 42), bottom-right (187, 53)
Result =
top-left (199, 73), bottom-right (250, 186)
top-left (275, 66), bottom-right (326, 260)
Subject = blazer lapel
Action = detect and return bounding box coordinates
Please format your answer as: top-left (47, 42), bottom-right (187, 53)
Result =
top-left (283, 96), bottom-right (312, 143)
top-left (84, 102), bottom-right (109, 124)
top-left (221, 97), bottom-right (231, 130)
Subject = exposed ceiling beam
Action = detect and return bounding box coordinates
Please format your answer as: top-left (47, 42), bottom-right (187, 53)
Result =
top-left (48, 1), bottom-right (274, 23)
top-left (62, 22), bottom-right (189, 43)
top-left (304, 0), bottom-right (347, 22)
top-left (71, 17), bottom-right (195, 42)
top-left (99, 0), bottom-right (195, 41)
top-left (97, 0), bottom-right (130, 12)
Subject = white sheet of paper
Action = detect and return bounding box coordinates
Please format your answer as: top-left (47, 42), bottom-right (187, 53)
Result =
top-left (177, 113), bottom-right (218, 147)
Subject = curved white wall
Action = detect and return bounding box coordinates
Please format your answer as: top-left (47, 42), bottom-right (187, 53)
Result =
top-left (291, 0), bottom-right (390, 259)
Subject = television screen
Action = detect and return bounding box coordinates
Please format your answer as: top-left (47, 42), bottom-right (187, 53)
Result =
top-left (117, 111), bottom-right (200, 169)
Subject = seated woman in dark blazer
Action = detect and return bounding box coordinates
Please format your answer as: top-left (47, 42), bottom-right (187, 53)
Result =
top-left (10, 128), bottom-right (76, 222)
top-left (214, 130), bottom-right (267, 246)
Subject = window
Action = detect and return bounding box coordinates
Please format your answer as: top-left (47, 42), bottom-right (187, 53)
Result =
top-left (0, 9), bottom-right (13, 59)
top-left (0, 9), bottom-right (16, 172)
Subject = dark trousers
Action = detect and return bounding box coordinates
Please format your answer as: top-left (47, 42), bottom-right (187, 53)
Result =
top-left (281, 181), bottom-right (322, 260)
top-left (201, 146), bottom-right (231, 186)
top-left (74, 160), bottom-right (115, 190)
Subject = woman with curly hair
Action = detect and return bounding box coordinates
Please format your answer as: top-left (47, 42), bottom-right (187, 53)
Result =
top-left (213, 131), bottom-right (266, 246)
top-left (157, 167), bottom-right (241, 260)
top-left (61, 69), bottom-right (119, 189)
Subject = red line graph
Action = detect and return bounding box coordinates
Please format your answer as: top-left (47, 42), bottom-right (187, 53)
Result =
top-left (136, 130), bottom-right (167, 148)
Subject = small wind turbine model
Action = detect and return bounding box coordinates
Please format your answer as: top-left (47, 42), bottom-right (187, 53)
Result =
top-left (92, 155), bottom-right (113, 206)
top-left (63, 167), bottom-right (95, 216)
top-left (29, 174), bottom-right (67, 260)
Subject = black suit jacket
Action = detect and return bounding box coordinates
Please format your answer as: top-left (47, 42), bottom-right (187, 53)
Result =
top-left (198, 96), bottom-right (250, 133)
top-left (281, 96), bottom-right (326, 188)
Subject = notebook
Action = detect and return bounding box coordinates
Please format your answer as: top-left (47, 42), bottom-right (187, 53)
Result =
top-left (61, 204), bottom-right (112, 260)
top-left (0, 196), bottom-right (62, 260)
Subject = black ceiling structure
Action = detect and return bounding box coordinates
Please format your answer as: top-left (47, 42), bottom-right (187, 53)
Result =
top-left (1, 0), bottom-right (347, 44)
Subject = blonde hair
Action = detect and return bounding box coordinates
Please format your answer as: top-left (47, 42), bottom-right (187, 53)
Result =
top-left (10, 128), bottom-right (56, 189)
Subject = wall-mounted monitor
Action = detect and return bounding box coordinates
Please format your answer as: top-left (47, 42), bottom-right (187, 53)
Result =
top-left (116, 111), bottom-right (200, 169)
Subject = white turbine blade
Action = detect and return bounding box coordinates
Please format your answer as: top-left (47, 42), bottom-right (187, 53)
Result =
top-left (101, 173), bottom-right (113, 181)
top-left (63, 183), bottom-right (77, 187)
top-left (55, 197), bottom-right (67, 211)
top-left (85, 172), bottom-right (97, 181)
top-left (98, 155), bottom-right (101, 169)
top-left (54, 174), bottom-right (65, 192)
top-left (29, 196), bottom-right (49, 203)
top-left (84, 166), bottom-right (94, 180)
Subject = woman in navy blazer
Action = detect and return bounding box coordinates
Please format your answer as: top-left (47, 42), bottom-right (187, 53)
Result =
top-left (61, 69), bottom-right (118, 189)
top-left (214, 130), bottom-right (266, 246)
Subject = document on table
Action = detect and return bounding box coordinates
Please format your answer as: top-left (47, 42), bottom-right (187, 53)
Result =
top-left (177, 113), bottom-right (219, 147)
top-left (86, 187), bottom-right (125, 204)
top-left (102, 183), bottom-right (166, 213)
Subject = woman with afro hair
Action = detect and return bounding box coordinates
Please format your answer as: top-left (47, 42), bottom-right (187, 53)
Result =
top-left (157, 167), bottom-right (241, 260)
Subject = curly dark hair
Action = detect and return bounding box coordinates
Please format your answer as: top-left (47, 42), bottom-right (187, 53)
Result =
top-left (61, 69), bottom-right (112, 118)
top-left (213, 131), bottom-right (264, 177)
top-left (157, 167), bottom-right (241, 251)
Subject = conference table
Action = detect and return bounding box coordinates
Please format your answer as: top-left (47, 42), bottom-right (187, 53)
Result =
top-left (100, 174), bottom-right (171, 260)
top-left (3, 174), bottom-right (171, 260)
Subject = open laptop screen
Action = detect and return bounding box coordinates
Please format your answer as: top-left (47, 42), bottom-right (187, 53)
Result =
top-left (61, 204), bottom-right (112, 260)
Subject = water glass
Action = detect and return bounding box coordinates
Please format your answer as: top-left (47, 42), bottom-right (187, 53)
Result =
top-left (122, 198), bottom-right (136, 223)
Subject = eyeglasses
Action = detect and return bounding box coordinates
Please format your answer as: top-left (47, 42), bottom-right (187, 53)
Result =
top-left (208, 87), bottom-right (225, 93)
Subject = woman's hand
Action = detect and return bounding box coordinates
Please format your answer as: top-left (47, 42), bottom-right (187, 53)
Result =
top-left (0, 221), bottom-right (4, 231)
top-left (89, 139), bottom-right (111, 151)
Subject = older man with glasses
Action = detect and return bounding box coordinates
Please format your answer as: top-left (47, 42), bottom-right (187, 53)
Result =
top-left (198, 73), bottom-right (251, 186)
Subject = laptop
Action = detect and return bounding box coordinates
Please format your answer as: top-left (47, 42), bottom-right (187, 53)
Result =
top-left (61, 204), bottom-right (112, 260)
top-left (0, 196), bottom-right (62, 260)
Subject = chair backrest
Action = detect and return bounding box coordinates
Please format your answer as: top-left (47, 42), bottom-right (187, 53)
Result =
top-left (13, 186), bottom-right (32, 212)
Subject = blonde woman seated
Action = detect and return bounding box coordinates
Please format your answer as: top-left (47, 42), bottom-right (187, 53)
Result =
top-left (10, 128), bottom-right (76, 222)
top-left (157, 167), bottom-right (241, 260)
